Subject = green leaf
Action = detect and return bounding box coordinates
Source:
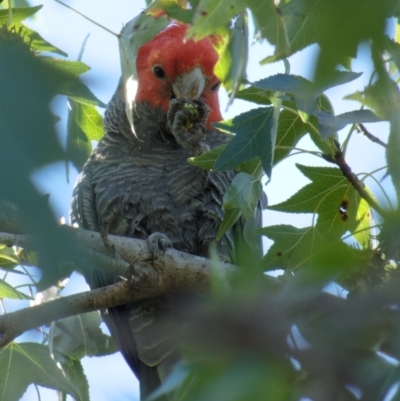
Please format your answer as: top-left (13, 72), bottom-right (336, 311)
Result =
top-left (273, 100), bottom-right (315, 165)
top-left (51, 312), bottom-right (118, 360)
top-left (247, 0), bottom-right (289, 56)
top-left (214, 107), bottom-right (275, 177)
top-left (217, 207), bottom-right (241, 240)
top-left (0, 5), bottom-right (42, 24)
top-left (242, 95), bottom-right (333, 166)
top-left (119, 9), bottom-right (170, 82)
top-left (237, 158), bottom-right (263, 178)
top-left (257, 225), bottom-right (317, 270)
top-left (188, 144), bottom-right (226, 170)
top-left (174, 357), bottom-right (292, 401)
top-left (0, 244), bottom-right (18, 270)
top-left (0, 8), bottom-right (67, 55)
top-left (11, 0), bottom-right (31, 6)
top-left (387, 115), bottom-right (400, 202)
top-left (261, 0), bottom-right (318, 64)
top-left (252, 72), bottom-right (361, 115)
top-left (67, 100), bottom-right (94, 173)
top-left (42, 59), bottom-right (90, 77)
top-left (219, 11), bottom-right (248, 100)
top-left (189, 0), bottom-right (289, 58)
top-left (60, 358), bottom-right (90, 401)
top-left (313, 109), bottom-right (382, 139)
top-left (66, 97), bottom-right (104, 173)
top-left (154, 0), bottom-right (195, 23)
top-left (0, 342), bottom-right (81, 401)
top-left (0, 279), bottom-right (29, 299)
top-left (15, 24), bottom-right (67, 56)
top-left (384, 36), bottom-right (400, 73)
top-left (267, 165), bottom-right (371, 244)
top-left (262, 0), bottom-right (391, 67)
top-left (0, 28), bottom-right (78, 289)
top-left (257, 224), bottom-right (365, 274)
top-left (223, 173), bottom-right (261, 219)
top-left (119, 9), bottom-right (170, 132)
top-left (235, 86), bottom-right (272, 105)
top-left (353, 196), bottom-right (373, 248)
top-left (345, 77), bottom-right (400, 121)
top-left (70, 99), bottom-right (104, 141)
top-left (307, 95), bottom-right (336, 155)
top-left (63, 81), bottom-right (105, 107)
top-left (188, 0), bottom-right (247, 40)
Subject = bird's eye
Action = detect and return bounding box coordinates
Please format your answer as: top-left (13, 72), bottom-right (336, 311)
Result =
top-left (153, 65), bottom-right (166, 79)
top-left (210, 81), bottom-right (221, 91)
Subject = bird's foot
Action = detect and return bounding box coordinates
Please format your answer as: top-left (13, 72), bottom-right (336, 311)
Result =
top-left (148, 232), bottom-right (173, 260)
top-left (167, 98), bottom-right (211, 155)
top-left (126, 262), bottom-right (151, 285)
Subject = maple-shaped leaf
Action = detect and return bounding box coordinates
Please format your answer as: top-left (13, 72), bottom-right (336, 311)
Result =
top-left (258, 224), bottom-right (368, 275)
top-left (223, 173), bottom-right (262, 220)
top-left (60, 358), bottom-right (90, 401)
top-left (188, 0), bottom-right (289, 56)
top-left (188, 144), bottom-right (226, 170)
top-left (118, 7), bottom-right (170, 132)
top-left (252, 72), bottom-right (361, 117)
top-left (314, 109), bottom-right (382, 139)
top-left (235, 86), bottom-right (272, 105)
top-left (0, 6), bottom-right (67, 55)
top-left (51, 312), bottom-right (118, 360)
top-left (0, 244), bottom-right (18, 270)
top-left (267, 165), bottom-right (371, 246)
top-left (67, 98), bottom-right (104, 172)
top-left (214, 107), bottom-right (275, 177)
top-left (0, 342), bottom-right (81, 401)
top-left (257, 225), bottom-right (326, 271)
top-left (235, 92), bottom-right (334, 165)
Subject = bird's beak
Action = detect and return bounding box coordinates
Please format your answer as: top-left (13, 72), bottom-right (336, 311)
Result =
top-left (172, 67), bottom-right (206, 100)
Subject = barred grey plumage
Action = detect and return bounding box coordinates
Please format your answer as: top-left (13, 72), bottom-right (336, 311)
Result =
top-left (71, 85), bottom-right (240, 399)
top-left (71, 19), bottom-right (265, 401)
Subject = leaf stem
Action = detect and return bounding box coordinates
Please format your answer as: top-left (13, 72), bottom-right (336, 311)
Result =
top-left (7, 0), bottom-right (12, 26)
top-left (358, 171), bottom-right (393, 212)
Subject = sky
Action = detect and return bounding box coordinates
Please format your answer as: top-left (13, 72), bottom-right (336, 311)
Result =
top-left (5, 0), bottom-right (395, 400)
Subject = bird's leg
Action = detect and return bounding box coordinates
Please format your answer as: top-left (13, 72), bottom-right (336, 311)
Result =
top-left (148, 232), bottom-right (173, 259)
top-left (167, 98), bottom-right (211, 155)
top-left (99, 226), bottom-right (116, 256)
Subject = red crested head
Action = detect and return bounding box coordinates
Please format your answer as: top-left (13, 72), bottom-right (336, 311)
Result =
top-left (135, 23), bottom-right (222, 128)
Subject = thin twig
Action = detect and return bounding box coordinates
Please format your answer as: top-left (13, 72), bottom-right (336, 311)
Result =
top-left (356, 124), bottom-right (387, 148)
top-left (54, 0), bottom-right (118, 37)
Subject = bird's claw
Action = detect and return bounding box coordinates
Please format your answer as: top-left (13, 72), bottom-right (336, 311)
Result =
top-left (167, 98), bottom-right (210, 155)
top-left (126, 262), bottom-right (151, 286)
top-left (148, 232), bottom-right (173, 259)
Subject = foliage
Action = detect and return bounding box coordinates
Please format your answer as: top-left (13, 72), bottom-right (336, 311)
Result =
top-left (1, 0), bottom-right (400, 400)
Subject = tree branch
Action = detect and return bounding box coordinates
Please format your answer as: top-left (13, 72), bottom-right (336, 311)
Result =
top-left (324, 142), bottom-right (386, 217)
top-left (356, 123), bottom-right (387, 148)
top-left (0, 227), bottom-right (235, 348)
